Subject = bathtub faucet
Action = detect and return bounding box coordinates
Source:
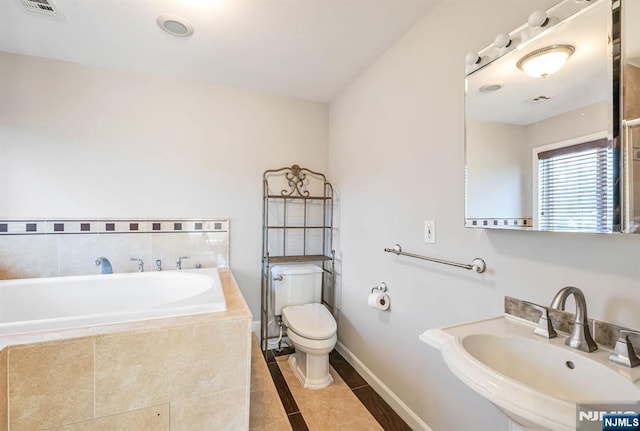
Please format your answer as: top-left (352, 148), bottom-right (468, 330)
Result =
top-left (176, 256), bottom-right (190, 270)
top-left (95, 257), bottom-right (113, 274)
top-left (156, 259), bottom-right (162, 271)
top-left (130, 257), bottom-right (144, 272)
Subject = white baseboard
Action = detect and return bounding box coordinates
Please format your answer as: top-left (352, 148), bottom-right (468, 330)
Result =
top-left (335, 341), bottom-right (433, 431)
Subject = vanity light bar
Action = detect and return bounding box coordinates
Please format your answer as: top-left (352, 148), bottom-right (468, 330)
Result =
top-left (465, 0), bottom-right (601, 75)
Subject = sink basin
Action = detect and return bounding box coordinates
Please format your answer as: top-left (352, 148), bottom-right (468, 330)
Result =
top-left (420, 316), bottom-right (640, 431)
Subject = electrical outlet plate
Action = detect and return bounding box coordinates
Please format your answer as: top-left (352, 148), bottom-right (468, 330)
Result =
top-left (424, 220), bottom-right (435, 243)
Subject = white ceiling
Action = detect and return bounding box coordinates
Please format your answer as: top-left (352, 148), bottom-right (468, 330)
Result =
top-left (0, 0), bottom-right (440, 102)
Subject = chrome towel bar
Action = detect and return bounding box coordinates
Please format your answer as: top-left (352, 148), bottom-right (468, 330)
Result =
top-left (384, 244), bottom-right (486, 273)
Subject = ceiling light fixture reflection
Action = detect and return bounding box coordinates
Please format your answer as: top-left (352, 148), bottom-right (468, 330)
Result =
top-left (517, 45), bottom-right (575, 78)
top-left (479, 83), bottom-right (504, 93)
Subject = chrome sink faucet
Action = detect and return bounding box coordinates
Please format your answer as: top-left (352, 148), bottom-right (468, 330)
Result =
top-left (550, 286), bottom-right (597, 352)
top-left (95, 257), bottom-right (113, 274)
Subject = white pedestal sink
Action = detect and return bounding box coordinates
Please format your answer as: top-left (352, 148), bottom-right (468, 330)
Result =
top-left (420, 316), bottom-right (640, 431)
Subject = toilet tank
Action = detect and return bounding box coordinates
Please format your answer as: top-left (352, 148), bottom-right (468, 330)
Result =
top-left (271, 264), bottom-right (324, 315)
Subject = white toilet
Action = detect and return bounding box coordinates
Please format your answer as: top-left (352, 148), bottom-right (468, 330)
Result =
top-left (271, 264), bottom-right (337, 389)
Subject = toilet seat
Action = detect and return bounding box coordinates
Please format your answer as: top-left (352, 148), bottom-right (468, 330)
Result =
top-left (281, 303), bottom-right (337, 340)
top-left (287, 328), bottom-right (337, 352)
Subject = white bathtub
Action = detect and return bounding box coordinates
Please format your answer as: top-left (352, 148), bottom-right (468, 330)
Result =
top-left (0, 267), bottom-right (226, 335)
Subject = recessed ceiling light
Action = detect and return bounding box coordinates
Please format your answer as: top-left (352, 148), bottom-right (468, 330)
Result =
top-left (157, 14), bottom-right (194, 37)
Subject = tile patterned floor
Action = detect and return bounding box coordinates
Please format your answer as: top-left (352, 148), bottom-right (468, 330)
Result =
top-left (253, 343), bottom-right (413, 431)
top-left (276, 354), bottom-right (384, 430)
top-left (249, 337), bottom-right (292, 430)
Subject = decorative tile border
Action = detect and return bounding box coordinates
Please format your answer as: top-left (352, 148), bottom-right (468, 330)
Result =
top-left (505, 296), bottom-right (640, 352)
top-left (0, 219), bottom-right (229, 235)
top-left (465, 218), bottom-right (533, 228)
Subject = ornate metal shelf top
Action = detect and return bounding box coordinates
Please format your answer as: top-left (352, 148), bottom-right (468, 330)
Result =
top-left (263, 164), bottom-right (328, 198)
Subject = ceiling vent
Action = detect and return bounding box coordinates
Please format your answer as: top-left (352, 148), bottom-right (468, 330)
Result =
top-left (526, 95), bottom-right (553, 104)
top-left (16, 0), bottom-right (65, 20)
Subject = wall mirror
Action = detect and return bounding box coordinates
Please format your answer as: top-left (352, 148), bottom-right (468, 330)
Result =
top-left (464, 0), bottom-right (621, 233)
top-left (621, 0), bottom-right (640, 233)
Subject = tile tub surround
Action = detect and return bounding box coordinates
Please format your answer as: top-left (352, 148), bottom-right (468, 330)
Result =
top-left (0, 218), bottom-right (229, 279)
top-left (505, 296), bottom-right (640, 352)
top-left (0, 269), bottom-right (252, 431)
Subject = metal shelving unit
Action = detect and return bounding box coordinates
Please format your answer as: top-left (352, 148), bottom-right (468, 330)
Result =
top-left (260, 164), bottom-right (334, 352)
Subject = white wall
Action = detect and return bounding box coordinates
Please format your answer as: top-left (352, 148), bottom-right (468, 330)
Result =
top-left (527, 101), bottom-right (611, 148)
top-left (0, 52), bottom-right (329, 315)
top-left (465, 101), bottom-right (609, 222)
top-left (329, 1), bottom-right (640, 430)
top-left (465, 102), bottom-right (610, 223)
top-left (466, 120), bottom-right (529, 218)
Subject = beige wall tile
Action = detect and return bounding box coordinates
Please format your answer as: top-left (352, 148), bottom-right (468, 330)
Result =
top-left (8, 339), bottom-right (94, 431)
top-left (166, 320), bottom-right (250, 400)
top-left (0, 234), bottom-right (58, 279)
top-left (59, 233), bottom-right (152, 276)
top-left (0, 348), bottom-right (7, 431)
top-left (44, 404), bottom-right (169, 431)
top-left (170, 388), bottom-right (248, 431)
top-left (96, 319), bottom-right (251, 417)
top-left (95, 330), bottom-right (170, 417)
top-left (220, 272), bottom-right (252, 318)
top-left (151, 231), bottom-right (229, 270)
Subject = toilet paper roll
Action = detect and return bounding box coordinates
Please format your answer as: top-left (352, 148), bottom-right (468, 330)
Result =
top-left (368, 292), bottom-right (390, 311)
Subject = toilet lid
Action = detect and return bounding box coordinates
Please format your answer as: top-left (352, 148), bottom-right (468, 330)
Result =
top-left (282, 303), bottom-right (337, 340)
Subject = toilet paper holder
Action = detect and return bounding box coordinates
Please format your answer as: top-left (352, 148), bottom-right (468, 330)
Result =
top-left (369, 283), bottom-right (390, 311)
top-left (371, 282), bottom-right (388, 293)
